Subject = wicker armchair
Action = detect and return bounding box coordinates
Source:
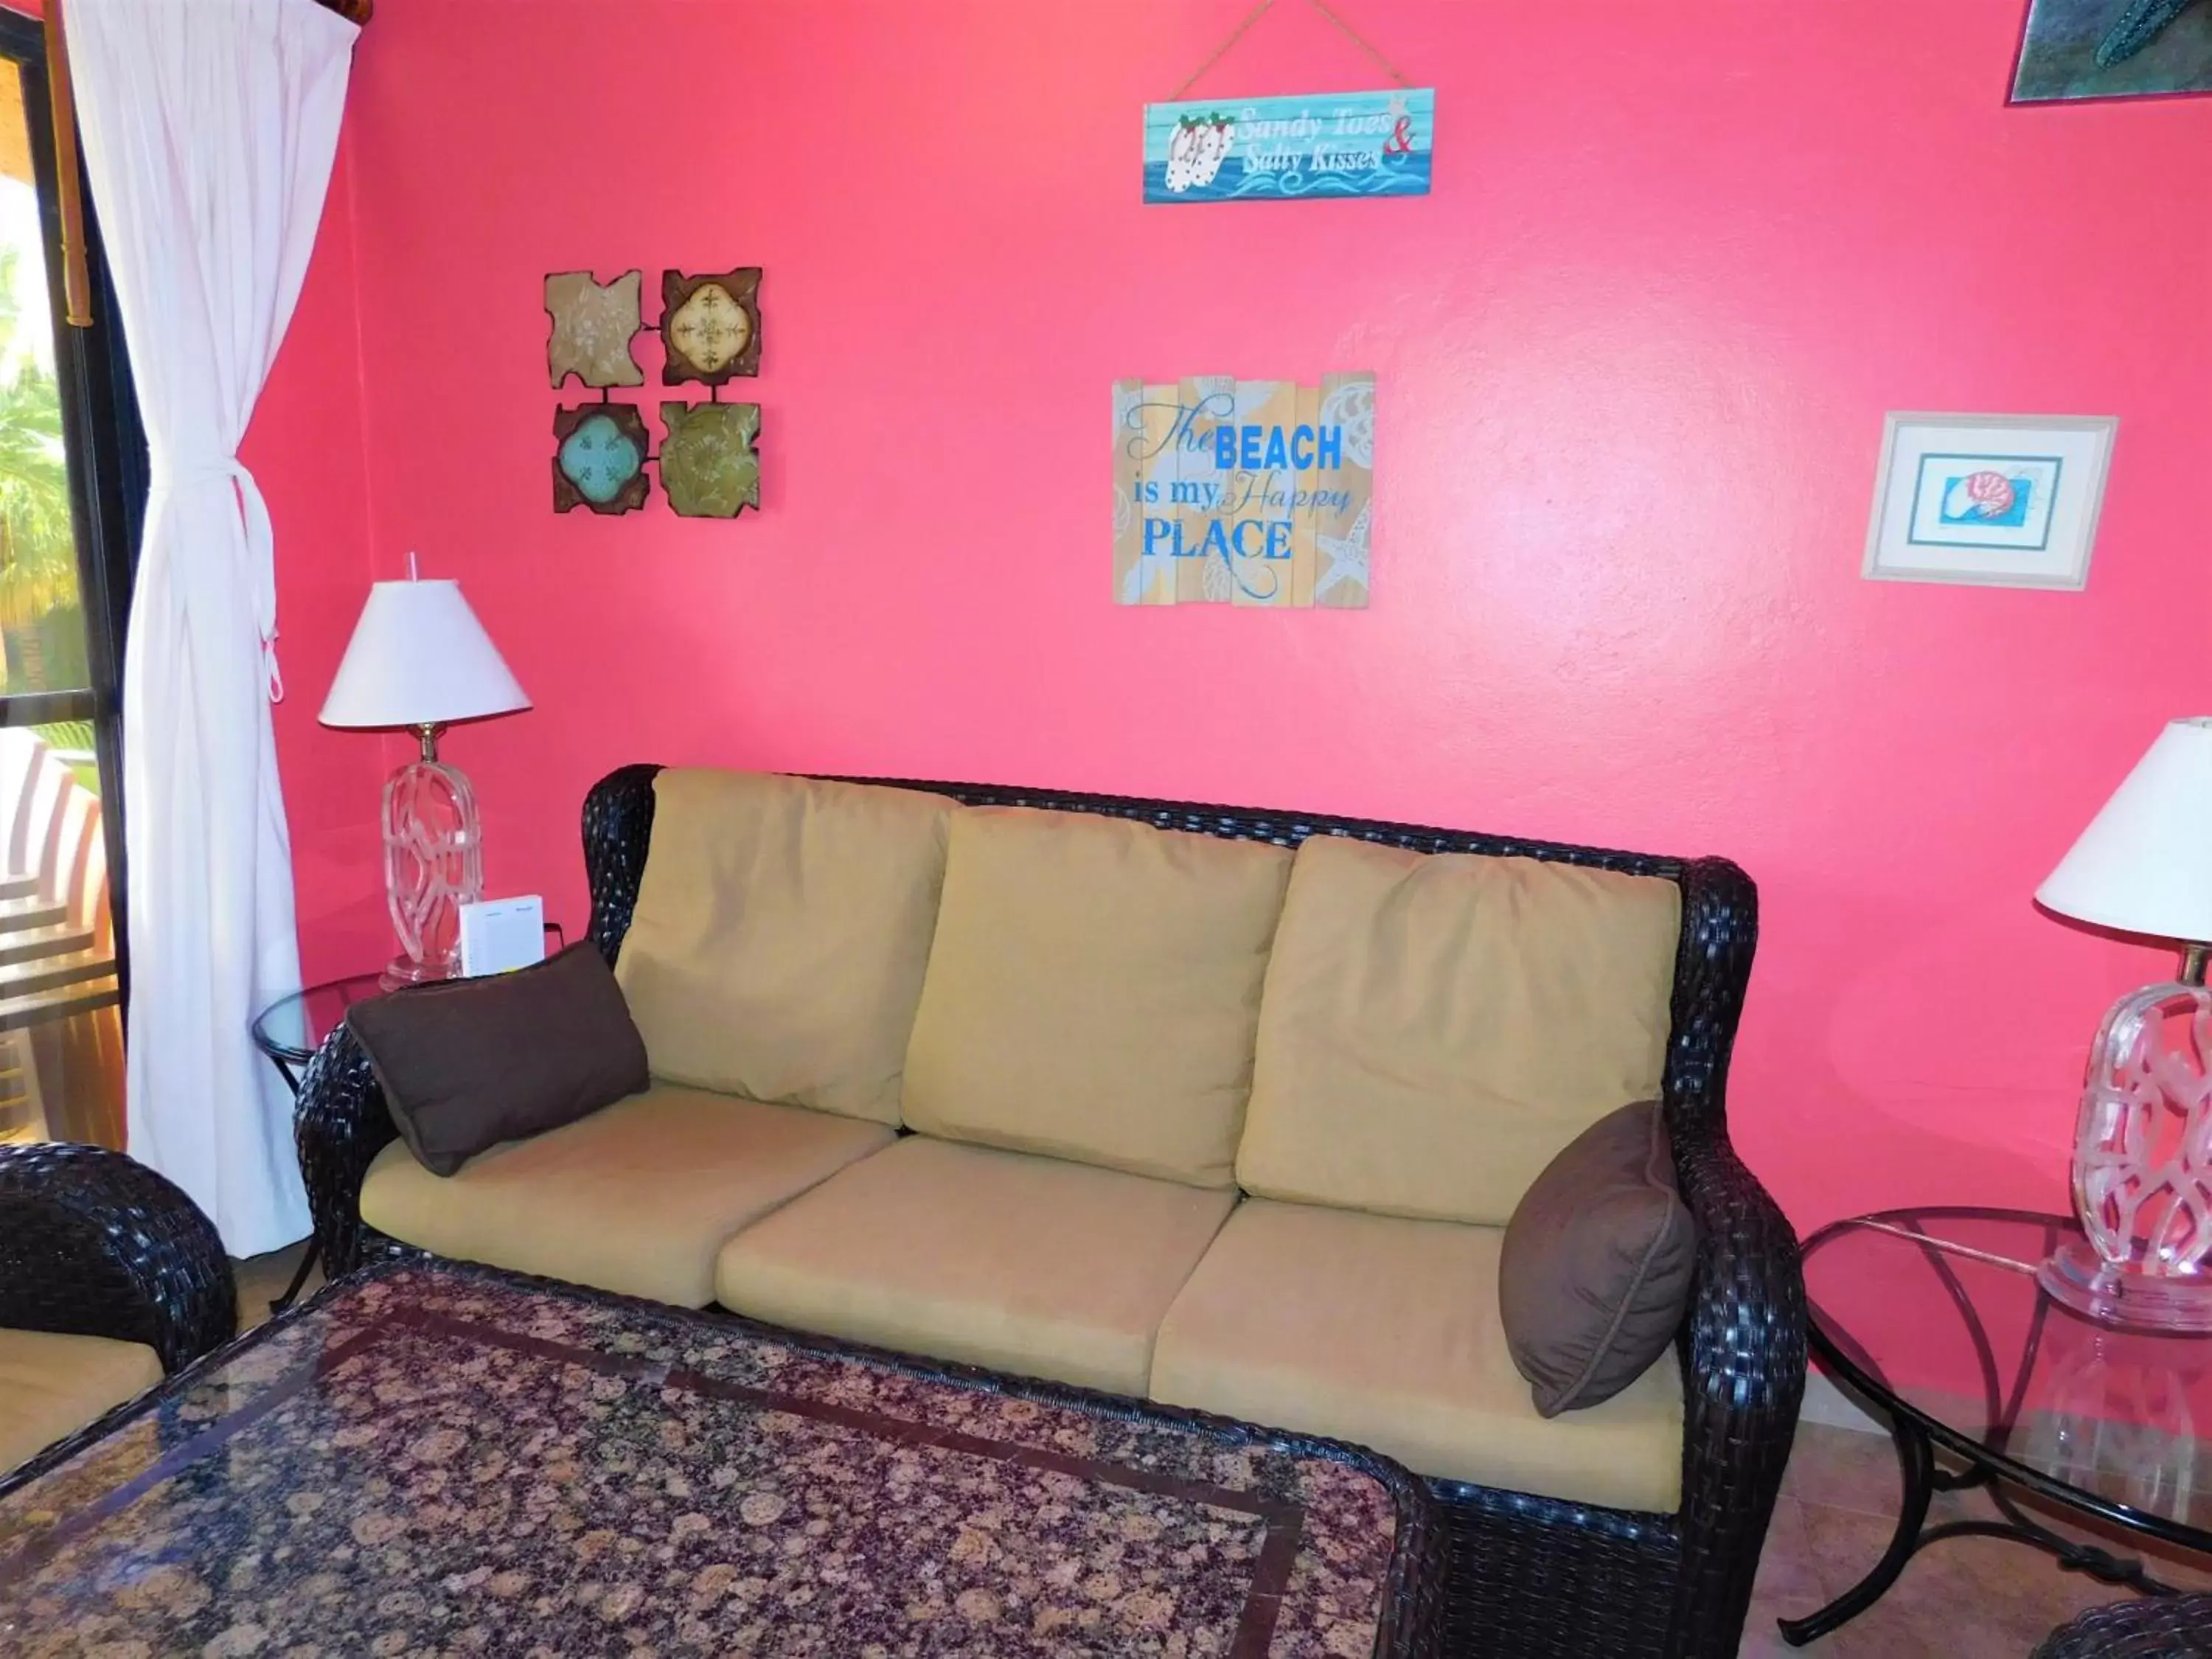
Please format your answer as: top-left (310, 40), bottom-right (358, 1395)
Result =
top-left (0, 1139), bottom-right (235, 1374)
top-left (295, 764), bottom-right (1805, 1659)
top-left (2034, 1596), bottom-right (2212, 1657)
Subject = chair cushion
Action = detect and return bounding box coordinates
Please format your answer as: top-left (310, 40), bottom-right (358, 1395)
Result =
top-left (714, 1135), bottom-right (1238, 1394)
top-left (1237, 834), bottom-right (1681, 1225)
top-left (349, 942), bottom-right (649, 1176)
top-left (902, 806), bottom-right (1291, 1187)
top-left (614, 770), bottom-right (955, 1126)
top-left (1149, 1199), bottom-right (1684, 1512)
top-left (0, 1326), bottom-right (163, 1475)
top-left (360, 1083), bottom-right (894, 1306)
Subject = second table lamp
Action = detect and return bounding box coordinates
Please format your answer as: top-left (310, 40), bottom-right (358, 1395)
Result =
top-left (320, 560), bottom-right (529, 990)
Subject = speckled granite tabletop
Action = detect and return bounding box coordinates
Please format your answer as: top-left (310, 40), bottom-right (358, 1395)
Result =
top-left (0, 1260), bottom-right (1433, 1658)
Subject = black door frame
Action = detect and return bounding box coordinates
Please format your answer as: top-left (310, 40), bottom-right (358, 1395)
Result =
top-left (0, 7), bottom-right (146, 1004)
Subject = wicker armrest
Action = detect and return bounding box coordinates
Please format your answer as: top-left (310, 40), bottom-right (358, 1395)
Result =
top-left (295, 1022), bottom-right (399, 1278)
top-left (2034, 1593), bottom-right (2212, 1658)
top-left (1666, 1124), bottom-right (1806, 1654)
top-left (0, 1141), bottom-right (234, 1372)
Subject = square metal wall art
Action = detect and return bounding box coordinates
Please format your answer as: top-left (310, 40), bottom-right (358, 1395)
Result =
top-left (545, 270), bottom-right (645, 389)
top-left (659, 403), bottom-right (762, 518)
top-left (553, 403), bottom-right (652, 515)
top-left (661, 268), bottom-right (762, 386)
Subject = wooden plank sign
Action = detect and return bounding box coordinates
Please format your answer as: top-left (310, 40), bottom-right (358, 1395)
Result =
top-left (1143, 90), bottom-right (1433, 204)
top-left (1113, 374), bottom-right (1374, 609)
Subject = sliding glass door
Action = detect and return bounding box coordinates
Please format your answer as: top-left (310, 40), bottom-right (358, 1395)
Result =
top-left (0, 10), bottom-right (144, 1150)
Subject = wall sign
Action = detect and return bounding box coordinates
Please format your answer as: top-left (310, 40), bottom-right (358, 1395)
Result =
top-left (1143, 90), bottom-right (1433, 204)
top-left (1113, 374), bottom-right (1373, 608)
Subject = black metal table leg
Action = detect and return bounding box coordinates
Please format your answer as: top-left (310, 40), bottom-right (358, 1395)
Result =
top-left (254, 1043), bottom-right (316, 1314)
top-left (1779, 1413), bottom-right (1935, 1645)
top-left (268, 1236), bottom-right (322, 1314)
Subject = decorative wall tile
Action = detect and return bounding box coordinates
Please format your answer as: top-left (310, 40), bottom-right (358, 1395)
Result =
top-left (659, 402), bottom-right (761, 518)
top-left (545, 271), bottom-right (646, 389)
top-left (661, 268), bottom-right (762, 386)
top-left (553, 403), bottom-right (651, 514)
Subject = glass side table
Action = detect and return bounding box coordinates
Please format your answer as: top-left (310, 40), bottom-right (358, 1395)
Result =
top-left (1783, 1206), bottom-right (2212, 1645)
top-left (247, 925), bottom-right (566, 1310)
top-left (248, 972), bottom-right (387, 1096)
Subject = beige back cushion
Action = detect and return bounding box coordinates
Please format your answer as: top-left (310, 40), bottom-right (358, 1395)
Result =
top-left (1237, 835), bottom-right (1680, 1225)
top-left (615, 770), bottom-right (955, 1125)
top-left (902, 807), bottom-right (1292, 1187)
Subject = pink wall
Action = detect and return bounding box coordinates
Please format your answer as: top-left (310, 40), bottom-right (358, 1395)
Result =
top-left (247, 137), bottom-right (389, 984)
top-left (258, 0), bottom-right (2212, 1232)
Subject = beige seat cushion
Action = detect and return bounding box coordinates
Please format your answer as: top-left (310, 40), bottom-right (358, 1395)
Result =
top-left (1151, 1200), bottom-right (1683, 1512)
top-left (615, 770), bottom-right (956, 1126)
top-left (361, 1084), bottom-right (893, 1307)
top-left (1237, 835), bottom-right (1680, 1225)
top-left (0, 1326), bottom-right (163, 1475)
top-left (902, 807), bottom-right (1291, 1187)
top-left (715, 1135), bottom-right (1237, 1394)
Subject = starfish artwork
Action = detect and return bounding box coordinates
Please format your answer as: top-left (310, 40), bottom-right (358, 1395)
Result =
top-left (2012, 0), bottom-right (2212, 102)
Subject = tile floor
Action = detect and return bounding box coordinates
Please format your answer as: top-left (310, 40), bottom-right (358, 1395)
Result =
top-left (1748, 1419), bottom-right (2212, 1658)
top-left (229, 1244), bottom-right (2204, 1658)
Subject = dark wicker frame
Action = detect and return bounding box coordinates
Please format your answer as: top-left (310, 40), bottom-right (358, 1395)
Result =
top-left (293, 763), bottom-right (1804, 1659)
top-left (0, 1139), bottom-right (234, 1375)
top-left (2034, 1594), bottom-right (2212, 1658)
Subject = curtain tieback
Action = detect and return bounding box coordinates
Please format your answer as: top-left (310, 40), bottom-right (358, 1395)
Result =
top-left (147, 454), bottom-right (285, 705)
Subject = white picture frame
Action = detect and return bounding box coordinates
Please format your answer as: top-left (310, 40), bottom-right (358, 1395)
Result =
top-left (1863, 412), bottom-right (2118, 591)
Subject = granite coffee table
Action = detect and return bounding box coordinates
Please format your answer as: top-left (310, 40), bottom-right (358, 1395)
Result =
top-left (0, 1259), bottom-right (1441, 1657)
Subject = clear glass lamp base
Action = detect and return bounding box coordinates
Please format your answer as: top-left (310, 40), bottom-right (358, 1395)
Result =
top-left (380, 737), bottom-right (483, 992)
top-left (2038, 1237), bottom-right (2212, 1334)
top-left (2046, 979), bottom-right (2212, 1333)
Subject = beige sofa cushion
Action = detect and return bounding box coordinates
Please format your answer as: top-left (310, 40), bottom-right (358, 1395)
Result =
top-left (1237, 835), bottom-right (1681, 1225)
top-left (715, 1135), bottom-right (1237, 1394)
top-left (361, 1084), bottom-right (893, 1307)
top-left (0, 1326), bottom-right (163, 1475)
top-left (614, 770), bottom-right (955, 1126)
top-left (902, 807), bottom-right (1291, 1187)
top-left (1150, 1199), bottom-right (1684, 1512)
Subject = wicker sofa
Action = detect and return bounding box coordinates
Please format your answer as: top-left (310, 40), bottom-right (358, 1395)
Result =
top-left (295, 764), bottom-right (1806, 1659)
top-left (0, 1140), bottom-right (236, 1481)
top-left (2035, 1595), bottom-right (2212, 1657)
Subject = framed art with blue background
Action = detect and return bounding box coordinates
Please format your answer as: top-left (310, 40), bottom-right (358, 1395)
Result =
top-left (2011, 0), bottom-right (2212, 104)
top-left (1863, 413), bottom-right (2117, 590)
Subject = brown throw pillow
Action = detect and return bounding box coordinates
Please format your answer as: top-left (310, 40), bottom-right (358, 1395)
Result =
top-left (347, 943), bottom-right (649, 1177)
top-left (1498, 1099), bottom-right (1697, 1417)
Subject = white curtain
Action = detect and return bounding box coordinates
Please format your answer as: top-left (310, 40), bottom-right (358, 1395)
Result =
top-left (69, 0), bottom-right (358, 1254)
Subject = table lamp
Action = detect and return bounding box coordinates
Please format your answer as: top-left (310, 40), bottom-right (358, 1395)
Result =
top-left (2036, 716), bottom-right (2212, 1331)
top-left (319, 560), bottom-right (529, 990)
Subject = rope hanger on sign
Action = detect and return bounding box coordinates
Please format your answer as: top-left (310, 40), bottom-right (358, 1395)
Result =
top-left (1172, 0), bottom-right (1414, 100)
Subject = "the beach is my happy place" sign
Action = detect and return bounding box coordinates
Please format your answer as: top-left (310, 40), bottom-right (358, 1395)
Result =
top-left (1113, 375), bottom-right (1374, 608)
top-left (1142, 89), bottom-right (1433, 205)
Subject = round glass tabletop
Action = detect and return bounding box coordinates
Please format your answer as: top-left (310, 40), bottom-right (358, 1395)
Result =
top-left (248, 972), bottom-right (386, 1068)
top-left (1804, 1206), bottom-right (2212, 1548)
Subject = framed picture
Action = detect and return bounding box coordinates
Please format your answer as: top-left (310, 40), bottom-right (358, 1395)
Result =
top-left (2010, 0), bottom-right (2212, 105)
top-left (1863, 413), bottom-right (2117, 590)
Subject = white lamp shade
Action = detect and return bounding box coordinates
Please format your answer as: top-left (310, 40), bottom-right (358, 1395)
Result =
top-left (319, 577), bottom-right (529, 729)
top-left (2039, 717), bottom-right (2212, 945)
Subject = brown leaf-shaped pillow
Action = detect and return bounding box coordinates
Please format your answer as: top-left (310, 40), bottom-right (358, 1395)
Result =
top-left (347, 943), bottom-right (648, 1177)
top-left (1498, 1100), bottom-right (1697, 1416)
